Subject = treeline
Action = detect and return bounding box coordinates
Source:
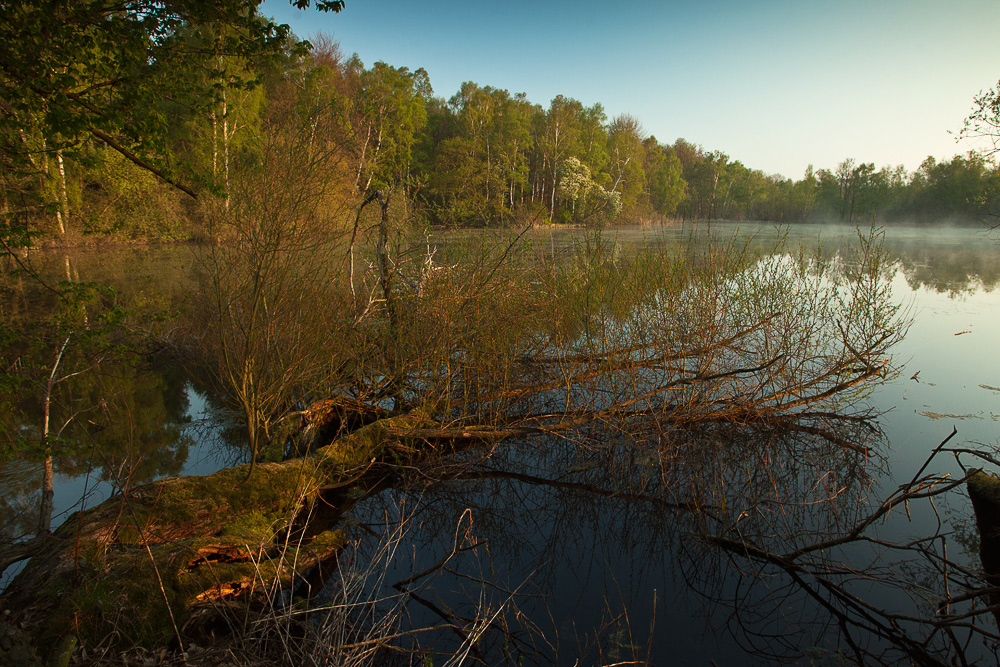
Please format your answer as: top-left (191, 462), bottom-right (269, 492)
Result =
top-left (4, 25), bottom-right (998, 243)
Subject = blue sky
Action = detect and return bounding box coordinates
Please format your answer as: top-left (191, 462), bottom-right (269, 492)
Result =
top-left (262, 0), bottom-right (1000, 180)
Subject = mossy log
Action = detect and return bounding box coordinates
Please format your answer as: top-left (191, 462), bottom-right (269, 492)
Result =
top-left (269, 396), bottom-right (392, 461)
top-left (0, 410), bottom-right (437, 651)
top-left (966, 469), bottom-right (1000, 628)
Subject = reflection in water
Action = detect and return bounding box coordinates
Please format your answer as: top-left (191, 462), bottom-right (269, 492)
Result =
top-left (331, 423), bottom-right (1000, 664)
top-left (0, 357), bottom-right (195, 542)
top-left (334, 419), bottom-right (887, 665)
top-left (4, 225), bottom-right (1000, 662)
top-left (526, 223), bottom-right (1000, 296)
top-left (0, 244), bottom-right (206, 549)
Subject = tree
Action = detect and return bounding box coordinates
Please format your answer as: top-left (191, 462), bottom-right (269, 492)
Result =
top-left (643, 137), bottom-right (685, 218)
top-left (902, 153), bottom-right (1000, 222)
top-left (424, 82), bottom-right (531, 224)
top-left (578, 103), bottom-right (609, 179)
top-left (961, 79), bottom-right (1000, 160)
top-left (556, 156), bottom-right (620, 224)
top-left (541, 95), bottom-right (583, 221)
top-left (0, 275), bottom-right (137, 542)
top-left (349, 60), bottom-right (430, 195)
top-left (0, 0), bottom-right (341, 242)
top-left (606, 114), bottom-right (646, 221)
top-left (195, 54), bottom-right (357, 479)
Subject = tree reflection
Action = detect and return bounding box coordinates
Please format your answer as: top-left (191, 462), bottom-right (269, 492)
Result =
top-left (0, 356), bottom-right (194, 540)
top-left (333, 415), bottom-right (894, 665)
top-left (0, 244), bottom-right (196, 544)
top-left (315, 403), bottom-right (1000, 667)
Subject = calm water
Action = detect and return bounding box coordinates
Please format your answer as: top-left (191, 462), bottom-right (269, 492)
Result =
top-left (343, 223), bottom-right (1000, 664)
top-left (3, 223), bottom-right (1000, 663)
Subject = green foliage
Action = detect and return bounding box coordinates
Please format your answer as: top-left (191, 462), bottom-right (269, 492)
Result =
top-left (0, 0), bottom-right (313, 242)
top-left (83, 148), bottom-right (188, 240)
top-left (351, 59), bottom-right (431, 193)
top-left (646, 140), bottom-right (687, 216)
top-left (6, 5), bottom-right (996, 240)
top-left (556, 157), bottom-right (621, 224)
top-left (422, 83), bottom-right (532, 225)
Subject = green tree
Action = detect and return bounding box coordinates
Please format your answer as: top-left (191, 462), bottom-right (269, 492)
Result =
top-left (556, 156), bottom-right (621, 224)
top-left (606, 114), bottom-right (646, 221)
top-left (0, 0), bottom-right (340, 243)
top-left (578, 104), bottom-right (609, 179)
top-left (424, 82), bottom-right (531, 224)
top-left (541, 95), bottom-right (583, 222)
top-left (350, 60), bottom-right (430, 195)
top-left (647, 144), bottom-right (687, 217)
top-left (789, 165), bottom-right (818, 221)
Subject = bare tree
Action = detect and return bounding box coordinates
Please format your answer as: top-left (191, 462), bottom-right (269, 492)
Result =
top-left (195, 69), bottom-right (356, 478)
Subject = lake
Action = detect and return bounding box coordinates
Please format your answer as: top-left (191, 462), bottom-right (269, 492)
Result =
top-left (2, 222), bottom-right (999, 664)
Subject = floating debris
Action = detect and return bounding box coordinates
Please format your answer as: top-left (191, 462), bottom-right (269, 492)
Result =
top-left (919, 410), bottom-right (981, 420)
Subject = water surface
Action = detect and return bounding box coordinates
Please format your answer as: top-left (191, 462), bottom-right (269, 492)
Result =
top-left (3, 223), bottom-right (1000, 663)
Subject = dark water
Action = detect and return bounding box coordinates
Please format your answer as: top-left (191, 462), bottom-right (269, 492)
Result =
top-left (3, 224), bottom-right (1000, 663)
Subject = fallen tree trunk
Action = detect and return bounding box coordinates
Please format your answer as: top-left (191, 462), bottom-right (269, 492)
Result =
top-left (0, 410), bottom-right (437, 652)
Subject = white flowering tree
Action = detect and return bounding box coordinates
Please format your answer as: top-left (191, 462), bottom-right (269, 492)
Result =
top-left (557, 156), bottom-right (621, 224)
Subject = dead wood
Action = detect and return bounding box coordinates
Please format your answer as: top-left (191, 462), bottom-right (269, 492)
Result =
top-left (0, 410), bottom-right (436, 651)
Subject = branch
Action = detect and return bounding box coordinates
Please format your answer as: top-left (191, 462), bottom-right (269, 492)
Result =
top-left (89, 128), bottom-right (197, 199)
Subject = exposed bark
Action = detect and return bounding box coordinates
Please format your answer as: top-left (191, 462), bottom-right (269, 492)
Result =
top-left (221, 86), bottom-right (229, 209)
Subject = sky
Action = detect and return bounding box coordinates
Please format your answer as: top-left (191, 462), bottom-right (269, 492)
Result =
top-left (261, 0), bottom-right (1000, 180)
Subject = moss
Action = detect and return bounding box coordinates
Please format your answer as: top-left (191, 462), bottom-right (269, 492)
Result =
top-left (968, 470), bottom-right (1000, 504)
top-left (220, 510), bottom-right (279, 542)
top-left (308, 528), bottom-right (346, 555)
top-left (121, 458), bottom-right (322, 542)
top-left (9, 412), bottom-right (441, 652)
top-left (314, 411), bottom-right (435, 474)
top-left (46, 535), bottom-right (319, 648)
top-left (23, 458), bottom-right (328, 649)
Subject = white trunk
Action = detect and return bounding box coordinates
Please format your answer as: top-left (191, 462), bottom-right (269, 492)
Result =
top-left (549, 124), bottom-right (560, 221)
top-left (211, 106), bottom-right (218, 182)
top-left (363, 116), bottom-right (385, 192)
top-left (55, 150), bottom-right (68, 235)
top-left (355, 124), bottom-right (371, 189)
top-left (222, 88), bottom-right (230, 209)
top-left (38, 335), bottom-right (70, 535)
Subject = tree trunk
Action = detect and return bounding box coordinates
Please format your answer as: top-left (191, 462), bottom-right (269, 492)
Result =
top-left (222, 87), bottom-right (230, 209)
top-left (38, 335), bottom-right (70, 536)
top-left (211, 106), bottom-right (218, 182)
top-left (355, 124), bottom-right (371, 189)
top-left (967, 470), bottom-right (1000, 629)
top-left (55, 150), bottom-right (68, 235)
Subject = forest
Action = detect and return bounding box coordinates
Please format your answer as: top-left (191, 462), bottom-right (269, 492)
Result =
top-left (2, 3), bottom-right (998, 246)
